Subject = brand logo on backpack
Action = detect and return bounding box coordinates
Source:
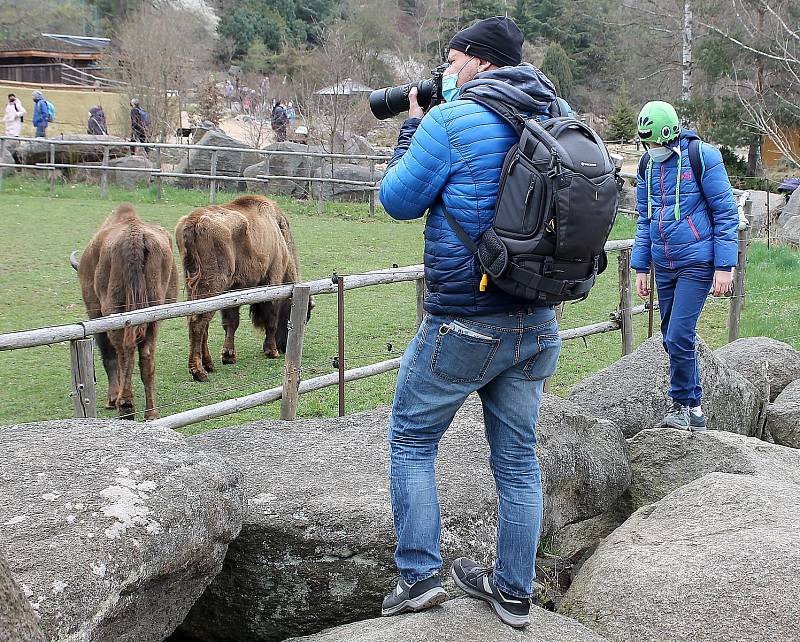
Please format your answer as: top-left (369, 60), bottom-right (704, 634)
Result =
top-left (442, 91), bottom-right (623, 305)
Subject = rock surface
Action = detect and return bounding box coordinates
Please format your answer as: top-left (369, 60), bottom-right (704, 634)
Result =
top-left (1, 143), bottom-right (15, 177)
top-left (312, 163), bottom-right (383, 202)
top-left (175, 130), bottom-right (261, 188)
top-left (766, 379), bottom-right (800, 448)
top-left (714, 336), bottom-right (800, 401)
top-left (569, 334), bottom-right (761, 437)
top-left (776, 188), bottom-right (800, 245)
top-left (560, 472), bottom-right (800, 642)
top-left (109, 155), bottom-right (153, 189)
top-left (287, 598), bottom-right (609, 642)
top-left (0, 551), bottom-right (47, 642)
top-left (16, 135), bottom-right (130, 165)
top-left (243, 141), bottom-right (325, 196)
top-left (0, 419), bottom-right (245, 642)
top-left (179, 395), bottom-right (629, 642)
top-left (622, 427), bottom-right (800, 511)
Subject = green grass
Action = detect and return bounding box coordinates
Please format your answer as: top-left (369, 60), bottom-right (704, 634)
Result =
top-left (1, 176), bottom-right (798, 435)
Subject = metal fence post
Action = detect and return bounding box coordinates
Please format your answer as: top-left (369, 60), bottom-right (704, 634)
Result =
top-left (155, 146), bottom-right (163, 201)
top-left (728, 200), bottom-right (752, 343)
top-left (618, 248), bottom-right (634, 355)
top-left (0, 138), bottom-right (5, 192)
top-left (369, 158), bottom-right (375, 217)
top-left (264, 154), bottom-right (270, 195)
top-left (100, 144), bottom-right (110, 199)
top-left (306, 153), bottom-right (312, 199)
top-left (280, 285), bottom-right (311, 421)
top-left (70, 338), bottom-right (96, 418)
top-left (209, 150), bottom-right (218, 203)
top-left (49, 142), bottom-right (56, 195)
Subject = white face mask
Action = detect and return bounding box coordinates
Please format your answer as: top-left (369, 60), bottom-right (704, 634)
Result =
top-left (648, 146), bottom-right (674, 163)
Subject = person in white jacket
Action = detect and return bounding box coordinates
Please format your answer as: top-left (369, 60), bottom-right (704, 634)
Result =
top-left (4, 94), bottom-right (26, 137)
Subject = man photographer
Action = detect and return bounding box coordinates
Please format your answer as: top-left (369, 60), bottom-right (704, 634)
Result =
top-left (379, 16), bottom-right (561, 629)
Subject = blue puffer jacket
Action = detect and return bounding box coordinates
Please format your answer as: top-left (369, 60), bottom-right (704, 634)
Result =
top-left (379, 64), bottom-right (557, 316)
top-left (32, 99), bottom-right (49, 129)
top-left (631, 131), bottom-right (739, 272)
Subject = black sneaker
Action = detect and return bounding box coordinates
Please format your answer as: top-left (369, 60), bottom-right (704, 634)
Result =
top-left (663, 402), bottom-right (707, 432)
top-left (381, 575), bottom-right (448, 616)
top-left (451, 557), bottom-right (530, 628)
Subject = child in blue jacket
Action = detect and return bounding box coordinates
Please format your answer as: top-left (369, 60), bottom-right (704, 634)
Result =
top-left (632, 100), bottom-right (739, 430)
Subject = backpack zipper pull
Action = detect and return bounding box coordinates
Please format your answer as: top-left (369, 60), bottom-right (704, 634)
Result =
top-left (479, 274), bottom-right (489, 292)
top-left (525, 178), bottom-right (536, 205)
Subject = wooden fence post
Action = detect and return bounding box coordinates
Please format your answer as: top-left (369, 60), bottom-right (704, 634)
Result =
top-left (100, 144), bottom-right (110, 199)
top-left (155, 146), bottom-right (163, 201)
top-left (415, 277), bottom-right (426, 327)
top-left (280, 285), bottom-right (311, 421)
top-left (70, 338), bottom-right (96, 418)
top-left (49, 143), bottom-right (56, 195)
top-left (264, 154), bottom-right (270, 194)
top-left (306, 153), bottom-right (312, 199)
top-left (209, 150), bottom-right (218, 203)
top-left (728, 201), bottom-right (752, 343)
top-left (618, 248), bottom-right (634, 355)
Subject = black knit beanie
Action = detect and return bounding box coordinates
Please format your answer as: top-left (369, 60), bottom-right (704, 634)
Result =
top-left (448, 16), bottom-right (524, 68)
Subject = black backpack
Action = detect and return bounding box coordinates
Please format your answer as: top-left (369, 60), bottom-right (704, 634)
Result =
top-left (442, 93), bottom-right (622, 305)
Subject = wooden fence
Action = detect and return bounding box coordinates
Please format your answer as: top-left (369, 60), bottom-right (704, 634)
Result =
top-left (0, 222), bottom-right (753, 431)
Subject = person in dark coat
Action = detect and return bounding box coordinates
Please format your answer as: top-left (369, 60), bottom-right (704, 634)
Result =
top-left (87, 105), bottom-right (107, 135)
top-left (271, 100), bottom-right (289, 142)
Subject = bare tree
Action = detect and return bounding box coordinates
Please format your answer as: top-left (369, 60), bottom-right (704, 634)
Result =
top-left (702, 0), bottom-right (800, 168)
top-left (104, 2), bottom-right (213, 142)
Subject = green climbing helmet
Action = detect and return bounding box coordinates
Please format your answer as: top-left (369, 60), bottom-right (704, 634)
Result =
top-left (637, 101), bottom-right (680, 145)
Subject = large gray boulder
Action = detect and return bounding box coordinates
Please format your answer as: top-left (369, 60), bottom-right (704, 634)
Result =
top-left (622, 427), bottom-right (800, 511)
top-left (766, 379), bottom-right (800, 448)
top-left (560, 473), bottom-right (800, 642)
top-left (288, 598), bottom-right (608, 642)
top-left (0, 551), bottom-right (47, 642)
top-left (175, 130), bottom-right (261, 188)
top-left (776, 188), bottom-right (800, 246)
top-left (312, 163), bottom-right (383, 202)
top-left (569, 334), bottom-right (761, 437)
top-left (243, 141), bottom-right (325, 196)
top-left (0, 419), bottom-right (245, 642)
top-left (714, 336), bottom-right (800, 401)
top-left (110, 155), bottom-right (153, 190)
top-left (179, 395), bottom-right (629, 642)
top-left (16, 135), bottom-right (130, 165)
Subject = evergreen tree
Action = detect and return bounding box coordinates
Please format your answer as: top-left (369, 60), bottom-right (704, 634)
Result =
top-left (606, 86), bottom-right (637, 143)
top-left (541, 42), bottom-right (573, 99)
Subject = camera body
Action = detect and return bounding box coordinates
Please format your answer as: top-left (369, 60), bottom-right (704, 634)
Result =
top-left (369, 64), bottom-right (448, 120)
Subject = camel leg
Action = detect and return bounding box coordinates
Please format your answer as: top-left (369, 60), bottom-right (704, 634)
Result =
top-left (109, 330), bottom-right (136, 419)
top-left (202, 318), bottom-right (215, 372)
top-left (188, 312), bottom-right (213, 382)
top-left (262, 303), bottom-right (281, 359)
top-left (221, 306), bottom-right (240, 364)
top-left (95, 331), bottom-right (119, 409)
top-left (139, 324), bottom-right (160, 420)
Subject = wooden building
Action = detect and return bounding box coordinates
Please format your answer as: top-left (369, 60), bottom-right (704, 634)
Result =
top-left (0, 34), bottom-right (110, 85)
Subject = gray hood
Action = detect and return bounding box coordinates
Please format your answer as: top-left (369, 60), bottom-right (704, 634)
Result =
top-left (459, 63), bottom-right (557, 116)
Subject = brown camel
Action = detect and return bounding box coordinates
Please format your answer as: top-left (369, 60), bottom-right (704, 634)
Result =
top-left (71, 204), bottom-right (178, 419)
top-left (175, 195), bottom-right (311, 382)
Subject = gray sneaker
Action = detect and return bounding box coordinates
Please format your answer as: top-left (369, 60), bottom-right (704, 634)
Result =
top-left (662, 402), bottom-right (707, 432)
top-left (451, 557), bottom-right (531, 628)
top-left (381, 575), bottom-right (448, 616)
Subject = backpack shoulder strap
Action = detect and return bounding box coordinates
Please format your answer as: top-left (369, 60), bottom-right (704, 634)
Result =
top-left (458, 91), bottom-right (526, 135)
top-left (687, 138), bottom-right (705, 201)
top-left (637, 152), bottom-right (650, 180)
top-left (441, 202), bottom-right (479, 255)
top-left (548, 98), bottom-right (564, 118)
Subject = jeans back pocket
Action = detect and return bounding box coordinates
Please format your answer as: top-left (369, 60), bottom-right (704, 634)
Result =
top-left (523, 333), bottom-right (562, 381)
top-left (431, 321), bottom-right (500, 384)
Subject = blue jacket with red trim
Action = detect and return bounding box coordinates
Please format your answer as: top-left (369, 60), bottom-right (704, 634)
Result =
top-left (631, 131), bottom-right (739, 272)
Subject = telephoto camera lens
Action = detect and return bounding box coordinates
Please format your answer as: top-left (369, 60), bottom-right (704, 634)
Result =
top-left (369, 79), bottom-right (434, 120)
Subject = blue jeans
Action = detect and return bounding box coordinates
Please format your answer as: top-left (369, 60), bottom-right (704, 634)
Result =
top-left (35, 125), bottom-right (47, 137)
top-left (389, 307), bottom-right (561, 598)
top-left (655, 263), bottom-right (714, 406)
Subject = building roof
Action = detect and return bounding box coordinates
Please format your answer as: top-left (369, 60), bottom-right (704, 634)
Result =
top-left (315, 78), bottom-right (373, 96)
top-left (0, 33), bottom-right (110, 59)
